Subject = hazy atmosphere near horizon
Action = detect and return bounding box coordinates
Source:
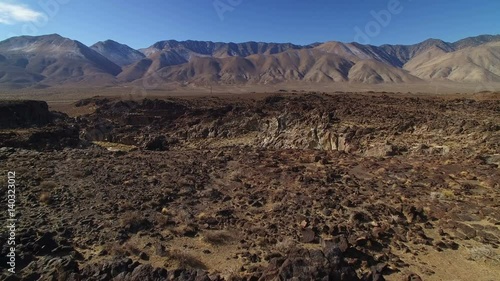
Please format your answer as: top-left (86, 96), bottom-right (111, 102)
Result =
top-left (0, 0), bottom-right (499, 47)
top-left (1, 1), bottom-right (500, 281)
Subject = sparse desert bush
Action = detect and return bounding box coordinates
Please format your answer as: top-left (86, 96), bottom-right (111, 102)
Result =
top-left (430, 190), bottom-right (456, 201)
top-left (119, 201), bottom-right (135, 211)
top-left (120, 212), bottom-right (152, 232)
top-left (39, 192), bottom-right (52, 204)
top-left (389, 214), bottom-right (404, 224)
top-left (40, 181), bottom-right (57, 189)
top-left (468, 245), bottom-right (500, 262)
top-left (152, 212), bottom-right (171, 228)
top-left (167, 249), bottom-right (207, 269)
top-left (229, 171), bottom-right (242, 182)
top-left (16, 167), bottom-right (29, 176)
top-left (202, 230), bottom-right (234, 245)
top-left (256, 237), bottom-right (269, 247)
top-left (170, 224), bottom-right (198, 237)
top-left (70, 170), bottom-right (85, 178)
top-left (274, 237), bottom-right (297, 254)
top-left (105, 241), bottom-right (142, 257)
top-left (441, 189), bottom-right (455, 199)
top-left (120, 212), bottom-right (141, 226)
top-left (430, 189), bottom-right (456, 201)
top-left (105, 242), bottom-right (127, 256)
top-left (124, 242), bottom-right (142, 256)
top-left (430, 191), bottom-right (441, 201)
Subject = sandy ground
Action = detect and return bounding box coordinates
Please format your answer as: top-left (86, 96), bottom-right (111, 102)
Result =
top-left (0, 81), bottom-right (499, 103)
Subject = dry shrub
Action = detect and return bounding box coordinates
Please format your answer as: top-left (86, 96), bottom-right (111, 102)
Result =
top-left (124, 242), bottom-right (142, 256)
top-left (167, 249), bottom-right (207, 269)
top-left (40, 181), bottom-right (57, 189)
top-left (120, 212), bottom-right (152, 232)
top-left (468, 245), bottom-right (500, 262)
top-left (152, 212), bottom-right (171, 228)
top-left (440, 189), bottom-right (456, 199)
top-left (16, 167), bottom-right (29, 176)
top-left (202, 230), bottom-right (234, 245)
top-left (119, 201), bottom-right (135, 211)
top-left (274, 237), bottom-right (297, 254)
top-left (121, 212), bottom-right (142, 226)
top-left (39, 192), bottom-right (52, 204)
top-left (70, 170), bottom-right (85, 178)
top-left (106, 243), bottom-right (126, 256)
top-left (105, 242), bottom-right (142, 257)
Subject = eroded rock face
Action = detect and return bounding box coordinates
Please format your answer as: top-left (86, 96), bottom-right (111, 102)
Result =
top-left (0, 100), bottom-right (52, 129)
top-left (77, 94), bottom-right (499, 159)
top-left (0, 100), bottom-right (80, 150)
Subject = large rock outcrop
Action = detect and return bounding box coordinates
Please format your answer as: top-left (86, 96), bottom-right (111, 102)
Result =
top-left (0, 100), bottom-right (52, 129)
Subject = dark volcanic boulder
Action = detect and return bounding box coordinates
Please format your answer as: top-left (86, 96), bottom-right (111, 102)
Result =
top-left (0, 125), bottom-right (80, 150)
top-left (143, 135), bottom-right (178, 151)
top-left (0, 100), bottom-right (53, 129)
top-left (259, 246), bottom-right (361, 281)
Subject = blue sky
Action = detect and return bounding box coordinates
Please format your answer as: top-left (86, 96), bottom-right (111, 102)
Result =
top-left (0, 0), bottom-right (498, 49)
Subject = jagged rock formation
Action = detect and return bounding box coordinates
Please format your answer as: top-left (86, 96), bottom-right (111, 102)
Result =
top-left (0, 100), bottom-right (52, 129)
top-left (0, 100), bottom-right (79, 149)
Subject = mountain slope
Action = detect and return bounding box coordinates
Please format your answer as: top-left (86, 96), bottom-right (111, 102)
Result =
top-left (452, 34), bottom-right (500, 50)
top-left (0, 34), bottom-right (121, 86)
top-left (135, 35), bottom-right (500, 85)
top-left (348, 60), bottom-right (422, 83)
top-left (378, 39), bottom-right (455, 67)
top-left (1, 34), bottom-right (499, 88)
top-left (91, 40), bottom-right (145, 67)
top-left (405, 42), bottom-right (500, 82)
top-left (144, 48), bottom-right (420, 85)
top-left (129, 40), bottom-right (309, 81)
top-left (140, 40), bottom-right (306, 58)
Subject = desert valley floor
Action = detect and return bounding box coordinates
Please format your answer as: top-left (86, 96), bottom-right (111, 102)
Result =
top-left (0, 89), bottom-right (499, 281)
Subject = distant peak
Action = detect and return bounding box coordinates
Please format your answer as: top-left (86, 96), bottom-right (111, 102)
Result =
top-left (102, 39), bottom-right (121, 45)
top-left (5, 33), bottom-right (63, 40)
top-left (45, 33), bottom-right (63, 38)
top-left (420, 38), bottom-right (445, 43)
top-left (32, 34), bottom-right (65, 40)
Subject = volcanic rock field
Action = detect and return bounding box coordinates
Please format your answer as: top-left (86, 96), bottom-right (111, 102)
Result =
top-left (1, 92), bottom-right (499, 281)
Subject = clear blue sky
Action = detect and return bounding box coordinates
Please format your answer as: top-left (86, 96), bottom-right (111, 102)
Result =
top-left (0, 0), bottom-right (498, 49)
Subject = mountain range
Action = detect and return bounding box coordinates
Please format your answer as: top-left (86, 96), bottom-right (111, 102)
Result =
top-left (0, 33), bottom-right (499, 88)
